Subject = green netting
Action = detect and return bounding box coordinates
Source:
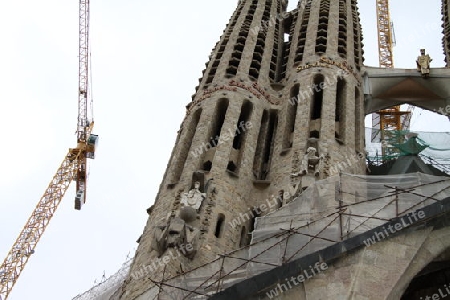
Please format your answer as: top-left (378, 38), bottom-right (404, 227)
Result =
top-left (366, 128), bottom-right (450, 169)
top-left (392, 134), bottom-right (428, 156)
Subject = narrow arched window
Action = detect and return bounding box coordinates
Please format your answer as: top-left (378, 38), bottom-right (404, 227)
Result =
top-left (239, 226), bottom-right (248, 247)
top-left (311, 75), bottom-right (324, 120)
top-left (355, 88), bottom-right (362, 151)
top-left (171, 109), bottom-right (202, 184)
top-left (202, 99), bottom-right (229, 171)
top-left (253, 110), bottom-right (278, 180)
top-left (213, 99), bottom-right (229, 143)
top-left (215, 214), bottom-right (225, 238)
top-left (283, 85), bottom-right (299, 149)
top-left (335, 78), bottom-right (346, 140)
top-left (228, 101), bottom-right (253, 174)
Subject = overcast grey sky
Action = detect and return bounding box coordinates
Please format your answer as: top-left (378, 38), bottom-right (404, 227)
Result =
top-left (0, 1), bottom-right (448, 299)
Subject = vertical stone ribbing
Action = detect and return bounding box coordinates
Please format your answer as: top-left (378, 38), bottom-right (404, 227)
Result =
top-left (351, 0), bottom-right (364, 70)
top-left (325, 0), bottom-right (339, 57)
top-left (249, 0), bottom-right (271, 80)
top-left (121, 1), bottom-right (368, 299)
top-left (315, 0), bottom-right (330, 55)
top-left (294, 1), bottom-right (312, 64)
top-left (442, 0), bottom-right (450, 66)
top-left (269, 0), bottom-right (366, 200)
top-left (226, 0), bottom-right (258, 77)
top-left (248, 0), bottom-right (286, 87)
top-left (338, 0), bottom-right (348, 58)
top-left (200, 2), bottom-right (245, 91)
top-left (193, 0), bottom-right (287, 93)
top-left (279, 12), bottom-right (298, 80)
top-left (268, 18), bottom-right (280, 81)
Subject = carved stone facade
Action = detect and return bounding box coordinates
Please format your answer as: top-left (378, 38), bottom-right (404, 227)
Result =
top-left (119, 1), bottom-right (367, 299)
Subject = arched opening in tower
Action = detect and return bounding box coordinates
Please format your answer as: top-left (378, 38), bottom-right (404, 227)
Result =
top-left (253, 109), bottom-right (278, 180)
top-left (214, 213), bottom-right (225, 238)
top-left (249, 33), bottom-right (265, 81)
top-left (311, 74), bottom-right (324, 120)
top-left (310, 75), bottom-right (324, 139)
top-left (213, 99), bottom-right (229, 143)
top-left (294, 1), bottom-right (311, 64)
top-left (283, 84), bottom-right (299, 149)
top-left (335, 78), bottom-right (346, 141)
top-left (233, 101), bottom-right (253, 150)
top-left (338, 0), bottom-right (348, 58)
top-left (226, 0), bottom-right (258, 78)
top-left (203, 2), bottom-right (243, 89)
top-left (355, 87), bottom-right (362, 151)
top-left (228, 100), bottom-right (253, 174)
top-left (171, 108), bottom-right (202, 184)
top-left (351, 0), bottom-right (363, 70)
top-left (315, 0), bottom-right (330, 55)
top-left (248, 209), bottom-right (261, 235)
top-left (279, 12), bottom-right (296, 81)
top-left (401, 249), bottom-right (450, 299)
top-left (239, 226), bottom-right (248, 247)
top-left (202, 99), bottom-right (229, 172)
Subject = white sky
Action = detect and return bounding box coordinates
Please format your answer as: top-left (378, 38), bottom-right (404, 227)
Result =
top-left (0, 1), bottom-right (448, 299)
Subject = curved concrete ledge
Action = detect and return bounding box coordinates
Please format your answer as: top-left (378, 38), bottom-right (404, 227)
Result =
top-left (362, 66), bottom-right (450, 115)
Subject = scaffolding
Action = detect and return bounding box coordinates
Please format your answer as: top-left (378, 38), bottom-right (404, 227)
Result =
top-left (73, 172), bottom-right (450, 300)
top-left (72, 259), bottom-right (132, 300)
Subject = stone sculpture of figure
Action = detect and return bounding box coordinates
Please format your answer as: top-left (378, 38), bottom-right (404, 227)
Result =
top-left (317, 153), bottom-right (328, 177)
top-left (152, 217), bottom-right (199, 259)
top-left (416, 49), bottom-right (432, 78)
top-left (152, 181), bottom-right (207, 259)
top-left (290, 147), bottom-right (322, 177)
top-left (181, 181), bottom-right (206, 211)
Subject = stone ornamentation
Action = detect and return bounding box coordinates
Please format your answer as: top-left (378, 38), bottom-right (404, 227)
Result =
top-left (152, 181), bottom-right (209, 258)
top-left (180, 181), bottom-right (206, 211)
top-left (291, 147), bottom-right (324, 177)
top-left (416, 49), bottom-right (432, 78)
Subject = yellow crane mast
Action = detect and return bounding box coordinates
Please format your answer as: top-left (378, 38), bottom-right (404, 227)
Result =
top-left (0, 1), bottom-right (98, 299)
top-left (376, 0), bottom-right (394, 68)
top-left (374, 0), bottom-right (412, 158)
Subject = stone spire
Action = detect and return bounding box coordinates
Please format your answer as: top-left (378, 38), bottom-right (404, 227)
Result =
top-left (194, 0), bottom-right (288, 93)
top-left (118, 1), bottom-right (367, 299)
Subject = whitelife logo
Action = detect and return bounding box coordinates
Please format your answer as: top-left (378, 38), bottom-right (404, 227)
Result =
top-left (363, 210), bottom-right (426, 247)
top-left (265, 262), bottom-right (328, 299)
top-left (190, 121), bottom-right (252, 158)
top-left (131, 243), bottom-right (193, 280)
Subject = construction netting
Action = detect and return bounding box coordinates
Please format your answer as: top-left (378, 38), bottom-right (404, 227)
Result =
top-left (73, 172), bottom-right (450, 300)
top-left (72, 259), bottom-right (132, 300)
top-left (366, 127), bottom-right (450, 172)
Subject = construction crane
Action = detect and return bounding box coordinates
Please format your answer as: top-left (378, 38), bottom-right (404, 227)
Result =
top-left (0, 1), bottom-right (98, 299)
top-left (373, 0), bottom-right (412, 158)
top-left (376, 0), bottom-right (395, 69)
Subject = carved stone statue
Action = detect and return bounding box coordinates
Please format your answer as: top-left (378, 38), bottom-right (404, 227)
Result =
top-left (152, 217), bottom-right (199, 259)
top-left (152, 181), bottom-right (207, 259)
top-left (416, 49), bottom-right (432, 78)
top-left (291, 147), bottom-right (323, 177)
top-left (180, 181), bottom-right (206, 211)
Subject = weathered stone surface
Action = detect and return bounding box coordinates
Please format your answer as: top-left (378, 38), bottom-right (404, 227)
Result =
top-left (113, 0), bottom-right (450, 299)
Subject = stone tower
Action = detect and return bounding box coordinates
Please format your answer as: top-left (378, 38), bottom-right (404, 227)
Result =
top-left (118, 0), bottom-right (366, 299)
